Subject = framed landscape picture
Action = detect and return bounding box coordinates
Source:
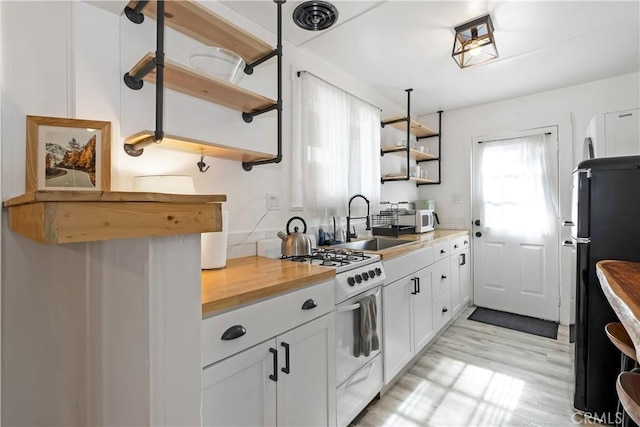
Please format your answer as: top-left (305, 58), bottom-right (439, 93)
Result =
top-left (26, 116), bottom-right (111, 192)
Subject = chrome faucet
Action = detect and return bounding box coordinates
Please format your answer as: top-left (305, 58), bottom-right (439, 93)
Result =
top-left (346, 194), bottom-right (371, 242)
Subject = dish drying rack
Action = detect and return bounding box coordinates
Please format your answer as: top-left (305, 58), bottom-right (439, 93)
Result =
top-left (371, 202), bottom-right (416, 237)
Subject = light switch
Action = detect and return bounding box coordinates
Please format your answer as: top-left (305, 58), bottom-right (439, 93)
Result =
top-left (451, 193), bottom-right (463, 204)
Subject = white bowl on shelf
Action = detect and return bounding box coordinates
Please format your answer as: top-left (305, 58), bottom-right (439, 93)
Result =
top-left (189, 46), bottom-right (245, 84)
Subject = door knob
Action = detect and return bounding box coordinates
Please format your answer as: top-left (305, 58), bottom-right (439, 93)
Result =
top-left (474, 220), bottom-right (481, 226)
top-left (475, 232), bottom-right (482, 237)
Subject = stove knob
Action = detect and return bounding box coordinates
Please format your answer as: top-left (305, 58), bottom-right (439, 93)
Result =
top-left (347, 276), bottom-right (355, 287)
top-left (368, 270), bottom-right (375, 278)
top-left (355, 274), bottom-right (362, 283)
top-left (362, 273), bottom-right (369, 281)
top-left (375, 267), bottom-right (382, 276)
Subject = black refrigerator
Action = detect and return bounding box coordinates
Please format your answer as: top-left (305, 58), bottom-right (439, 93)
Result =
top-left (572, 155), bottom-right (640, 415)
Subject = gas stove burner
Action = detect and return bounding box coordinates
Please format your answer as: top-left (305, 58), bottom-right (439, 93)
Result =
top-left (320, 260), bottom-right (339, 267)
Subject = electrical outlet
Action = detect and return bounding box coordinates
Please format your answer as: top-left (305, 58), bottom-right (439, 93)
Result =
top-left (266, 193), bottom-right (280, 210)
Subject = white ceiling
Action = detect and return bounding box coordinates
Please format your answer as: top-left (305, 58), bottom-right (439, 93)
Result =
top-left (221, 0), bottom-right (640, 115)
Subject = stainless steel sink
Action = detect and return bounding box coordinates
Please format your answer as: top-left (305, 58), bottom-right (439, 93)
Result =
top-left (334, 237), bottom-right (412, 251)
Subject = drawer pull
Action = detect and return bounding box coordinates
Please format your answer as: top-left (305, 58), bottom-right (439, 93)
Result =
top-left (464, 240), bottom-right (469, 245)
top-left (440, 249), bottom-right (447, 254)
top-left (221, 325), bottom-right (246, 341)
top-left (460, 253), bottom-right (466, 266)
top-left (301, 299), bottom-right (318, 310)
top-left (281, 342), bottom-right (290, 374)
top-left (454, 244), bottom-right (459, 249)
top-left (269, 348), bottom-right (278, 382)
top-left (442, 307), bottom-right (448, 313)
top-left (441, 274), bottom-right (447, 279)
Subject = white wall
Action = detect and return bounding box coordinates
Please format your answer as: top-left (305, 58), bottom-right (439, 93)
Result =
top-left (2, 2), bottom-right (201, 425)
top-left (418, 72), bottom-right (640, 324)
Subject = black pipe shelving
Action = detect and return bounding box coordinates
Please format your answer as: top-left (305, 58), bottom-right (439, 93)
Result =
top-left (380, 90), bottom-right (443, 186)
top-left (122, 0), bottom-right (284, 171)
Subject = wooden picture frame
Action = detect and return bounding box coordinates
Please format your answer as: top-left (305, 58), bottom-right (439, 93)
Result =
top-left (26, 115), bottom-right (111, 192)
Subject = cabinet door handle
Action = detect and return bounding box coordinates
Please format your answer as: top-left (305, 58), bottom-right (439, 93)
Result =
top-left (454, 244), bottom-right (459, 249)
top-left (301, 299), bottom-right (318, 310)
top-left (442, 307), bottom-right (448, 313)
top-left (221, 325), bottom-right (246, 341)
top-left (460, 253), bottom-right (466, 266)
top-left (417, 277), bottom-right (421, 294)
top-left (269, 348), bottom-right (278, 382)
top-left (281, 342), bottom-right (290, 374)
top-left (410, 277), bottom-right (418, 295)
top-left (441, 274), bottom-right (447, 279)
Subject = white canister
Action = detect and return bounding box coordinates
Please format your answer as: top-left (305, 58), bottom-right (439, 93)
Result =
top-left (201, 211), bottom-right (229, 270)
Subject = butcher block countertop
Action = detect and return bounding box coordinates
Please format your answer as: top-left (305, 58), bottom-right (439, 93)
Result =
top-left (202, 256), bottom-right (335, 316)
top-left (375, 229), bottom-right (469, 259)
top-left (597, 260), bottom-right (640, 358)
top-left (201, 229), bottom-right (468, 316)
top-left (4, 190), bottom-right (226, 244)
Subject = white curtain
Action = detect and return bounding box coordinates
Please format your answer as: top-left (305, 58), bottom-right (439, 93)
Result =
top-left (292, 71), bottom-right (380, 217)
top-left (477, 133), bottom-right (557, 236)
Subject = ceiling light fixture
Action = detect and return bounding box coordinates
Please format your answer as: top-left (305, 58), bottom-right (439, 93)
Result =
top-left (452, 14), bottom-right (498, 69)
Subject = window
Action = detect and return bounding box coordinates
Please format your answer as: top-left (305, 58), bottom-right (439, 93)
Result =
top-left (292, 71), bottom-right (380, 217)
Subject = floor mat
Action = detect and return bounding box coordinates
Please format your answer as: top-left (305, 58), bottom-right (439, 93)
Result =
top-left (468, 307), bottom-right (559, 340)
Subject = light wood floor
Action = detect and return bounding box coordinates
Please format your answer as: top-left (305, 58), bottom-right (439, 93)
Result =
top-left (354, 306), bottom-right (607, 427)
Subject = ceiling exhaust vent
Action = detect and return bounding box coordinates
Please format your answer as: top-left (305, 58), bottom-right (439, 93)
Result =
top-left (293, 1), bottom-right (339, 31)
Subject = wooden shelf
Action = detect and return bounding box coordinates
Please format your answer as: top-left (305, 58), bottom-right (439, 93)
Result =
top-left (382, 117), bottom-right (438, 138)
top-left (4, 191), bottom-right (226, 244)
top-left (127, 0), bottom-right (273, 63)
top-left (381, 146), bottom-right (438, 162)
top-left (125, 131), bottom-right (275, 162)
top-left (381, 175), bottom-right (438, 184)
top-left (129, 53), bottom-right (275, 113)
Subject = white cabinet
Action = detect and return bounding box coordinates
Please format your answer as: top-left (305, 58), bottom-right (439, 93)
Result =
top-left (382, 246), bottom-right (434, 384)
top-left (450, 248), bottom-right (471, 314)
top-left (605, 108), bottom-right (640, 157)
top-left (203, 340), bottom-right (277, 426)
top-left (431, 258), bottom-right (452, 332)
top-left (450, 234), bottom-right (471, 317)
top-left (382, 276), bottom-right (414, 383)
top-left (277, 313), bottom-right (336, 427)
top-left (203, 313), bottom-right (335, 427)
top-left (202, 280), bottom-right (336, 426)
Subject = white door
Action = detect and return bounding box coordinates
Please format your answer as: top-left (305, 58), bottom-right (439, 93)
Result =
top-left (472, 128), bottom-right (560, 321)
top-left (277, 312), bottom-right (336, 427)
top-left (202, 340), bottom-right (277, 427)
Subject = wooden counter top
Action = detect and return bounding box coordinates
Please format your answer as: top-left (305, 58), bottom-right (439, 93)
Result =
top-left (366, 229), bottom-right (469, 260)
top-left (597, 260), bottom-right (640, 357)
top-left (3, 190), bottom-right (226, 244)
top-left (202, 256), bottom-right (335, 317)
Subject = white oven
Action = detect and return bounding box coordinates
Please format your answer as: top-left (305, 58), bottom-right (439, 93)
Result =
top-left (335, 286), bottom-right (382, 385)
top-left (334, 262), bottom-right (385, 427)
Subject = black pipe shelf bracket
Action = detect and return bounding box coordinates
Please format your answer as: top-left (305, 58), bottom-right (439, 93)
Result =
top-left (380, 90), bottom-right (443, 186)
top-left (417, 110), bottom-right (443, 186)
top-left (123, 0), bottom-right (164, 157)
top-left (242, 0), bottom-right (285, 171)
top-left (121, 0), bottom-right (285, 171)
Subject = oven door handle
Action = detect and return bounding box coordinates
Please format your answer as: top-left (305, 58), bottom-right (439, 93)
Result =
top-left (336, 289), bottom-right (380, 313)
